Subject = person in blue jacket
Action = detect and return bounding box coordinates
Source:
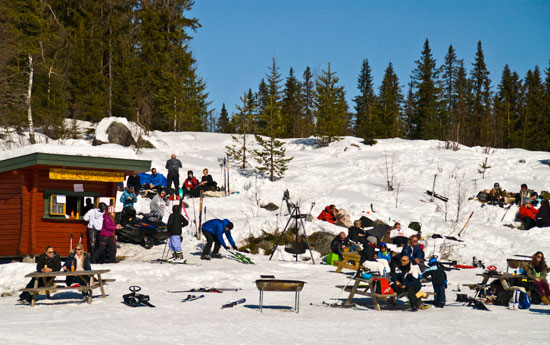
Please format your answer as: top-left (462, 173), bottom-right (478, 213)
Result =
top-left (201, 219), bottom-right (237, 260)
top-left (402, 235), bottom-right (426, 270)
top-left (120, 186), bottom-right (137, 209)
top-left (377, 242), bottom-right (392, 262)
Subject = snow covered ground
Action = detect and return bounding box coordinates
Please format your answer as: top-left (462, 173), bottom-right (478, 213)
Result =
top-left (1, 118), bottom-right (549, 344)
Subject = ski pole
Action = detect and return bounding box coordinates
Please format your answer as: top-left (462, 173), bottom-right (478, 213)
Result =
top-left (192, 197), bottom-right (198, 238)
top-left (161, 238), bottom-right (169, 261)
top-left (458, 211), bottom-right (474, 237)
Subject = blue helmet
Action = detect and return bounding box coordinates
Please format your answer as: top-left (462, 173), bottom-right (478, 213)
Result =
top-left (429, 257), bottom-right (438, 266)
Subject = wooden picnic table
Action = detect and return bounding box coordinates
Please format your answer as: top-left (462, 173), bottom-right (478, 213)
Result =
top-left (340, 276), bottom-right (433, 311)
top-left (21, 269), bottom-right (114, 306)
top-left (463, 272), bottom-right (527, 297)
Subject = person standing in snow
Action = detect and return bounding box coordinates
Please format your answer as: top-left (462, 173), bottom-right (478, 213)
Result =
top-left (201, 219), bottom-right (237, 260)
top-left (165, 154), bottom-right (183, 194)
top-left (391, 255), bottom-right (423, 312)
top-left (19, 246), bottom-right (62, 303)
top-left (83, 202), bottom-right (107, 256)
top-left (150, 189), bottom-right (169, 220)
top-left (92, 206), bottom-right (121, 264)
top-left (166, 205), bottom-right (188, 262)
top-left (422, 257), bottom-right (447, 308)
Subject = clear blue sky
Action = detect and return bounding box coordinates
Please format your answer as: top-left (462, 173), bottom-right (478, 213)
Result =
top-left (187, 0), bottom-right (550, 117)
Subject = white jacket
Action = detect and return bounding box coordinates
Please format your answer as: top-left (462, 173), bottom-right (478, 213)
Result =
top-left (83, 208), bottom-right (104, 231)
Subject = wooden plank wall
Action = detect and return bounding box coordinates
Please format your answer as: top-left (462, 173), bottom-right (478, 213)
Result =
top-left (0, 171), bottom-right (23, 256)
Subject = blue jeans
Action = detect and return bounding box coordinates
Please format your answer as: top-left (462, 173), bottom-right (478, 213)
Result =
top-left (433, 284), bottom-right (446, 306)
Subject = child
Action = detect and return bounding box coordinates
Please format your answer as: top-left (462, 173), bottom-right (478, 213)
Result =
top-left (166, 205), bottom-right (189, 262)
top-left (422, 257), bottom-right (447, 308)
top-left (378, 242), bottom-right (392, 262)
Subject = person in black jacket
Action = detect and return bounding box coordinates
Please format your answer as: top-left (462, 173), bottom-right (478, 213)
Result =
top-left (198, 168), bottom-right (217, 192)
top-left (127, 173), bottom-right (141, 193)
top-left (19, 246), bottom-right (62, 303)
top-left (166, 205), bottom-right (189, 262)
top-left (62, 243), bottom-right (92, 288)
top-left (391, 255), bottom-right (423, 311)
top-left (165, 154), bottom-right (183, 194)
top-left (422, 257), bottom-right (447, 308)
top-left (330, 232), bottom-right (349, 259)
top-left (536, 199), bottom-right (550, 228)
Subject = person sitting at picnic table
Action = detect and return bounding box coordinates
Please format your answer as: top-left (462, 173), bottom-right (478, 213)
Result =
top-left (389, 222), bottom-right (408, 247)
top-left (488, 182), bottom-right (505, 207)
top-left (330, 232), bottom-right (350, 259)
top-left (377, 243), bottom-right (392, 262)
top-left (391, 255), bottom-right (423, 312)
top-left (525, 251), bottom-right (549, 305)
top-left (519, 200), bottom-right (539, 230)
top-left (198, 168), bottom-right (218, 192)
top-left (183, 170), bottom-right (200, 198)
top-left (317, 205), bottom-right (339, 224)
top-left (362, 236), bottom-right (391, 276)
top-left (63, 243), bottom-right (92, 289)
top-left (19, 246), bottom-right (62, 304)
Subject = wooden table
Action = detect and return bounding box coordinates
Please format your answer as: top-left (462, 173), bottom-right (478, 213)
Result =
top-left (341, 276), bottom-right (433, 311)
top-left (20, 269), bottom-right (114, 306)
top-left (463, 272), bottom-right (527, 298)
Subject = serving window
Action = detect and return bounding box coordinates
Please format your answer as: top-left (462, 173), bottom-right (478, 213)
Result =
top-left (43, 190), bottom-right (102, 220)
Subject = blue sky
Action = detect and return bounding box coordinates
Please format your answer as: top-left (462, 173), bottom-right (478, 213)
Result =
top-left (187, 0), bottom-right (550, 117)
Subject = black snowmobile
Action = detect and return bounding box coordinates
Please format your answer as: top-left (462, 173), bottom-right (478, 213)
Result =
top-left (117, 207), bottom-right (169, 249)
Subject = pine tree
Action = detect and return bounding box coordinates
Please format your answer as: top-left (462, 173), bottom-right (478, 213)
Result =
top-left (253, 58), bottom-right (293, 181)
top-left (439, 45), bottom-right (460, 140)
top-left (451, 61), bottom-right (472, 144)
top-left (410, 39), bottom-right (441, 139)
top-left (376, 62), bottom-right (402, 138)
top-left (494, 65), bottom-right (523, 148)
top-left (226, 90), bottom-right (256, 169)
top-left (314, 63), bottom-right (348, 145)
top-left (469, 41), bottom-right (492, 146)
top-left (522, 67), bottom-right (544, 150)
top-left (353, 59), bottom-right (377, 144)
top-left (301, 66), bottom-right (315, 137)
top-left (216, 103), bottom-right (233, 133)
top-left (281, 67), bottom-right (303, 138)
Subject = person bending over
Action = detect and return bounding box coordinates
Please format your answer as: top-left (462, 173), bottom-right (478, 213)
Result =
top-left (201, 219), bottom-right (237, 260)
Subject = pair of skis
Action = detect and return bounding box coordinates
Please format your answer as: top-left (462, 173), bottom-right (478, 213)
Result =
top-left (182, 294), bottom-right (204, 302)
top-left (69, 232), bottom-right (84, 251)
top-left (228, 250), bottom-right (254, 264)
top-left (221, 157), bottom-right (230, 196)
top-left (191, 191), bottom-right (205, 240)
top-left (221, 298), bottom-right (246, 309)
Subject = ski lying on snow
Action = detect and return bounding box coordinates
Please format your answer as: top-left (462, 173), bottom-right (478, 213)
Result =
top-left (168, 288), bottom-right (242, 293)
top-left (221, 298), bottom-right (246, 309)
top-left (426, 190), bottom-right (449, 202)
top-left (227, 250), bottom-right (254, 264)
top-left (150, 259), bottom-right (192, 265)
top-left (182, 294), bottom-right (205, 302)
top-left (309, 301), bottom-right (368, 311)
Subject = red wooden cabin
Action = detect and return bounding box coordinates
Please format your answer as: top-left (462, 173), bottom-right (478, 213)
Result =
top-left (0, 152), bottom-right (150, 259)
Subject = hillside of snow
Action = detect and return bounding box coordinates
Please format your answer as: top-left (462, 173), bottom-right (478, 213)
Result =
top-left (1, 118), bottom-right (549, 344)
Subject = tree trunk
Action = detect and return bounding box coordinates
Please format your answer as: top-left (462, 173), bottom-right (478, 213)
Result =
top-left (27, 54), bottom-right (35, 144)
top-left (108, 0), bottom-right (113, 117)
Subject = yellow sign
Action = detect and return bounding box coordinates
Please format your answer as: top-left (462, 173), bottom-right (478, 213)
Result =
top-left (49, 168), bottom-right (124, 182)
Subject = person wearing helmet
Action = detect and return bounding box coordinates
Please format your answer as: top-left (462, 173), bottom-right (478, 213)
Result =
top-left (83, 202), bottom-right (108, 256)
top-left (422, 257), bottom-right (448, 308)
top-left (200, 219), bottom-right (237, 260)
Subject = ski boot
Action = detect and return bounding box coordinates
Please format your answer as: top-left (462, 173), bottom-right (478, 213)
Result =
top-left (171, 252), bottom-right (185, 263)
top-left (212, 253), bottom-right (223, 259)
top-left (201, 254), bottom-right (211, 261)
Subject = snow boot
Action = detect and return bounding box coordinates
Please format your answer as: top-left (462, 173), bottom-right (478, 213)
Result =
top-left (201, 254), bottom-right (211, 261)
top-left (172, 252), bottom-right (185, 263)
top-left (542, 296), bottom-right (549, 305)
top-left (212, 253), bottom-right (223, 259)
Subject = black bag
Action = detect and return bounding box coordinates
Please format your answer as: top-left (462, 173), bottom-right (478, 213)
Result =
top-left (477, 192), bottom-right (489, 202)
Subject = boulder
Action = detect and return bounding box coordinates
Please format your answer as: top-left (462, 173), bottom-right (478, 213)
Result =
top-left (260, 202), bottom-right (279, 211)
top-left (307, 231), bottom-right (335, 256)
top-left (106, 122), bottom-right (136, 147)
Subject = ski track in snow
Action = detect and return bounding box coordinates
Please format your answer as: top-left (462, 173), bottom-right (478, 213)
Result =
top-left (1, 118), bottom-right (550, 344)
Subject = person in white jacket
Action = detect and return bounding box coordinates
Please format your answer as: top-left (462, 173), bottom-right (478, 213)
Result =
top-left (83, 202), bottom-right (107, 255)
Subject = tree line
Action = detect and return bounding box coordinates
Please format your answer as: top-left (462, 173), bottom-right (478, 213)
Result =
top-left (218, 39), bottom-right (550, 152)
top-left (0, 0), bottom-right (210, 142)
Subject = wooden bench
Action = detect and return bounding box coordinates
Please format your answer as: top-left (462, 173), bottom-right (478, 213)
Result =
top-left (20, 269), bottom-right (114, 306)
top-left (340, 276), bottom-right (434, 311)
top-left (334, 252), bottom-right (362, 273)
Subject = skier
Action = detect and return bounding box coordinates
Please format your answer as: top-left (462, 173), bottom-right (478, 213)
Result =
top-left (201, 218), bottom-right (237, 260)
top-left (166, 205), bottom-right (189, 262)
top-left (165, 154), bottom-right (183, 194)
top-left (19, 246), bottom-right (62, 303)
top-left (391, 255), bottom-right (423, 312)
top-left (422, 257), bottom-right (447, 308)
top-left (82, 202), bottom-right (107, 256)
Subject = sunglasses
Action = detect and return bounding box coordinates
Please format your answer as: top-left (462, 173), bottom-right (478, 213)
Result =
top-left (75, 248), bottom-right (82, 251)
top-left (537, 255), bottom-right (543, 258)
top-left (47, 251), bottom-right (54, 254)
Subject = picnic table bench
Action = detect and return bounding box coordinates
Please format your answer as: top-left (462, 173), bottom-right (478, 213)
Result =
top-left (339, 276), bottom-right (434, 311)
top-left (334, 252), bottom-right (362, 273)
top-left (463, 271), bottom-right (528, 300)
top-left (19, 269), bottom-right (114, 306)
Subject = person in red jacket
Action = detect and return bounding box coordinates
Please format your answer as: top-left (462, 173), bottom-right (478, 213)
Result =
top-left (519, 201), bottom-right (539, 230)
top-left (183, 170), bottom-right (200, 198)
top-left (317, 205), bottom-right (338, 224)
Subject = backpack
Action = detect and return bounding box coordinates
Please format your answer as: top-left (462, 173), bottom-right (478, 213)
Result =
top-left (510, 289), bottom-right (531, 310)
top-left (373, 278), bottom-right (394, 295)
top-left (476, 191), bottom-right (489, 202)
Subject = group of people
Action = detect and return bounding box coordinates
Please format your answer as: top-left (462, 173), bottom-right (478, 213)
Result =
top-left (162, 154), bottom-right (218, 197)
top-left (82, 203), bottom-right (121, 264)
top-left (330, 219), bottom-right (445, 311)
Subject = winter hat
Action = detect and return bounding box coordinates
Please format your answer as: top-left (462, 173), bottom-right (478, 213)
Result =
top-left (379, 242), bottom-right (387, 248)
top-left (429, 257), bottom-right (438, 266)
top-left (367, 236), bottom-right (377, 245)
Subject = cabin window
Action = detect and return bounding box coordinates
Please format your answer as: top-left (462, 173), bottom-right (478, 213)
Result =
top-left (49, 195), bottom-right (66, 215)
top-left (44, 190), bottom-right (102, 220)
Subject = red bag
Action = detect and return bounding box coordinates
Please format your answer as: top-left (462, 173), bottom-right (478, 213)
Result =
top-left (373, 278), bottom-right (394, 295)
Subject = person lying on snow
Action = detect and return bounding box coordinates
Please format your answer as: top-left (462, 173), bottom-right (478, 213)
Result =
top-left (488, 182), bottom-right (505, 207)
top-left (361, 236), bottom-right (390, 276)
top-left (519, 200), bottom-right (539, 230)
top-left (422, 257), bottom-right (447, 308)
top-left (391, 255), bottom-right (423, 312)
top-left (330, 232), bottom-right (350, 260)
top-left (19, 246), bottom-right (62, 303)
top-left (317, 205), bottom-right (339, 224)
top-left (525, 251), bottom-right (550, 305)
top-left (201, 219), bottom-right (237, 260)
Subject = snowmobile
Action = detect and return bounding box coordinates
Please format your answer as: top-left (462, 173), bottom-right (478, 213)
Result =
top-left (117, 207), bottom-right (169, 249)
